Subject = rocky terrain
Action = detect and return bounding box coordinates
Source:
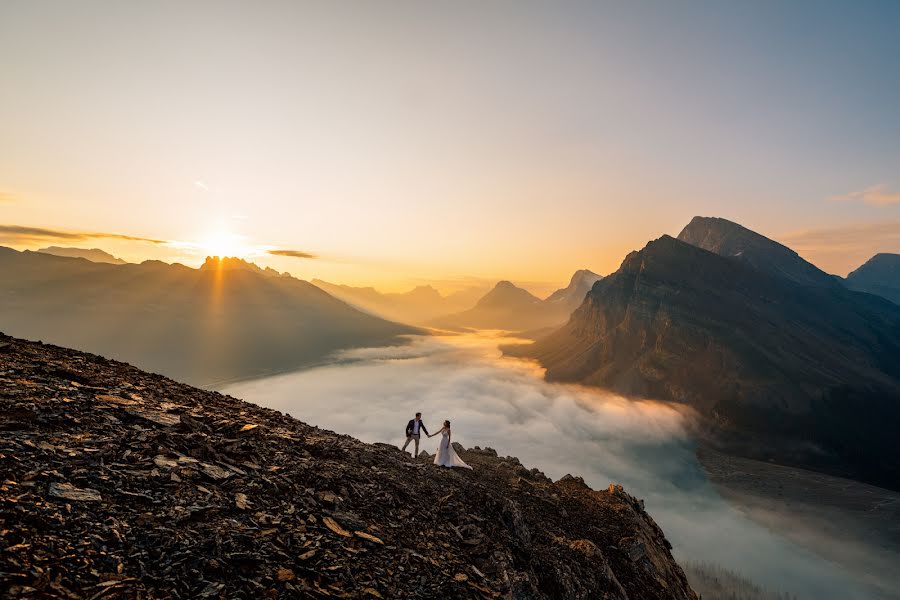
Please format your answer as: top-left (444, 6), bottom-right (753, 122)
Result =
top-left (509, 226), bottom-right (900, 489)
top-left (0, 333), bottom-right (696, 599)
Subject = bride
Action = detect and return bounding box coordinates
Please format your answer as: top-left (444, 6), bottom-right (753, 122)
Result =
top-left (429, 420), bottom-right (472, 469)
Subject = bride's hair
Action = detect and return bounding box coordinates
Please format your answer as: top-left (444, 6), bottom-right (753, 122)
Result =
top-left (444, 420), bottom-right (450, 427)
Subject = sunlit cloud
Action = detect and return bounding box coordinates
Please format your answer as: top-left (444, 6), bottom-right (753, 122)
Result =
top-left (0, 224), bottom-right (166, 245)
top-left (267, 249), bottom-right (318, 259)
top-left (0, 192), bottom-right (16, 204)
top-left (779, 221), bottom-right (900, 275)
top-left (829, 184), bottom-right (900, 207)
top-left (193, 180), bottom-right (210, 192)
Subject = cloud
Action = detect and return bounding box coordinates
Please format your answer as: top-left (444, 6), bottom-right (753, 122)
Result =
top-left (830, 184), bottom-right (900, 207)
top-left (779, 221), bottom-right (900, 275)
top-left (0, 192), bottom-right (15, 204)
top-left (224, 333), bottom-right (879, 600)
top-left (268, 249), bottom-right (318, 259)
top-left (0, 224), bottom-right (166, 245)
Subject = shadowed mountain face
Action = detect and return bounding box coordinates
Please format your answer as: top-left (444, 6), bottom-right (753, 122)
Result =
top-left (677, 216), bottom-right (836, 287)
top-left (845, 253), bottom-right (900, 305)
top-left (433, 272), bottom-right (602, 332)
top-left (0, 247), bottom-right (417, 386)
top-left (37, 246), bottom-right (127, 264)
top-left (311, 280), bottom-right (487, 325)
top-left (514, 233), bottom-right (900, 489)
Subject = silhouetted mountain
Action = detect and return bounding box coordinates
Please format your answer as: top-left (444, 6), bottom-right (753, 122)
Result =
top-left (0, 247), bottom-right (417, 386)
top-left (677, 216), bottom-right (836, 287)
top-left (432, 281), bottom-right (554, 331)
top-left (200, 255), bottom-right (288, 278)
top-left (38, 246), bottom-right (127, 264)
top-left (311, 280), bottom-right (487, 325)
top-left (545, 269), bottom-right (602, 313)
top-left (845, 253), bottom-right (900, 305)
top-left (433, 272), bottom-right (602, 332)
top-left (511, 232), bottom-right (900, 489)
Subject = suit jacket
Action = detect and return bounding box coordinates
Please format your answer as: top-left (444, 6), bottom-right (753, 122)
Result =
top-left (406, 419), bottom-right (429, 437)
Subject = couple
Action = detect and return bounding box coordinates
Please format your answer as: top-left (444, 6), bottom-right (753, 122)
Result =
top-left (402, 412), bottom-right (472, 469)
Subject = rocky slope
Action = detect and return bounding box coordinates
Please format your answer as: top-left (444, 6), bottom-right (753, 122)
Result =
top-left (0, 247), bottom-right (417, 386)
top-left (0, 333), bottom-right (696, 599)
top-left (509, 234), bottom-right (900, 489)
top-left (544, 270), bottom-right (602, 314)
top-left (845, 253), bottom-right (900, 305)
top-left (677, 216), bottom-right (835, 287)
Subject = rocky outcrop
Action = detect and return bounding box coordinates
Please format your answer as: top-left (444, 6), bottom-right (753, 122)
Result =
top-left (845, 252), bottom-right (900, 305)
top-left (510, 234), bottom-right (900, 489)
top-left (544, 270), bottom-right (603, 314)
top-left (677, 216), bottom-right (836, 287)
top-left (0, 334), bottom-right (696, 599)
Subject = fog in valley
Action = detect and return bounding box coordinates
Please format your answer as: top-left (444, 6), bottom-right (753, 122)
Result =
top-left (223, 332), bottom-right (892, 600)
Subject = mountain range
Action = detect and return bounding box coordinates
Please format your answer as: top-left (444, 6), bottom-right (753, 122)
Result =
top-left (432, 270), bottom-right (601, 332)
top-left (510, 217), bottom-right (900, 489)
top-left (38, 245), bottom-right (127, 264)
top-left (311, 279), bottom-right (488, 325)
top-left (0, 247), bottom-right (417, 386)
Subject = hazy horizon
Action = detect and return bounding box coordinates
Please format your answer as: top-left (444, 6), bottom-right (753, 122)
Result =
top-left (3, 1), bottom-right (900, 290)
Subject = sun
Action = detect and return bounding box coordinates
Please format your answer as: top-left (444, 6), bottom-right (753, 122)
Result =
top-left (199, 230), bottom-right (252, 259)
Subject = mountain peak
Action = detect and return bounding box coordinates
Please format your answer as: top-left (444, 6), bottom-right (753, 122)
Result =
top-left (37, 246), bottom-right (127, 265)
top-left (677, 216), bottom-right (834, 287)
top-left (477, 280), bottom-right (541, 305)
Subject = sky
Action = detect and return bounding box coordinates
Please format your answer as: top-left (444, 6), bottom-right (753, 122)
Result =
top-left (2, 0), bottom-right (899, 292)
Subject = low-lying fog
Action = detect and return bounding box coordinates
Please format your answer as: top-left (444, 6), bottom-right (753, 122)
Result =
top-left (223, 332), bottom-right (888, 599)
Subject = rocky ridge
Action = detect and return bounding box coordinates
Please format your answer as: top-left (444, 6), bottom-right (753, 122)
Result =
top-left (0, 334), bottom-right (695, 599)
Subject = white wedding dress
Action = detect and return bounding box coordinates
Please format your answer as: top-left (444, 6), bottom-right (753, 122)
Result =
top-left (433, 429), bottom-right (472, 469)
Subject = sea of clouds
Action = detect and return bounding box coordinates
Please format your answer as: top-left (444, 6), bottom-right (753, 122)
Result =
top-left (224, 332), bottom-right (885, 599)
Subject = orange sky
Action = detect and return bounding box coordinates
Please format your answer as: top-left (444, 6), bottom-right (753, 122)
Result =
top-left (2, 2), bottom-right (899, 292)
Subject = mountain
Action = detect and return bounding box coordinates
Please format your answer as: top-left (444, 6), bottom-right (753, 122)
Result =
top-left (311, 280), bottom-right (487, 325)
top-left (432, 281), bottom-right (553, 331)
top-left (0, 247), bottom-right (417, 386)
top-left (200, 255), bottom-right (289, 278)
top-left (433, 272), bottom-right (602, 332)
top-left (511, 232), bottom-right (900, 489)
top-left (544, 269), bottom-right (603, 313)
top-left (845, 253), bottom-right (900, 305)
top-left (0, 333), bottom-right (696, 599)
top-left (677, 216), bottom-right (836, 287)
top-left (37, 245), bottom-right (127, 264)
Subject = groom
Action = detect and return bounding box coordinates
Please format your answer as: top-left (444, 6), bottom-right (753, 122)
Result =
top-left (402, 412), bottom-right (429, 459)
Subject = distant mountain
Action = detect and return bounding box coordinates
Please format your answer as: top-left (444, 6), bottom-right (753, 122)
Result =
top-left (544, 269), bottom-right (602, 313)
top-left (511, 226), bottom-right (900, 489)
top-left (311, 280), bottom-right (487, 325)
top-left (0, 248), bottom-right (418, 386)
top-left (432, 281), bottom-right (555, 331)
top-left (200, 255), bottom-right (289, 278)
top-left (845, 253), bottom-right (900, 305)
top-left (38, 246), bottom-right (127, 264)
top-left (433, 271), bottom-right (603, 332)
top-left (677, 216), bottom-right (836, 287)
